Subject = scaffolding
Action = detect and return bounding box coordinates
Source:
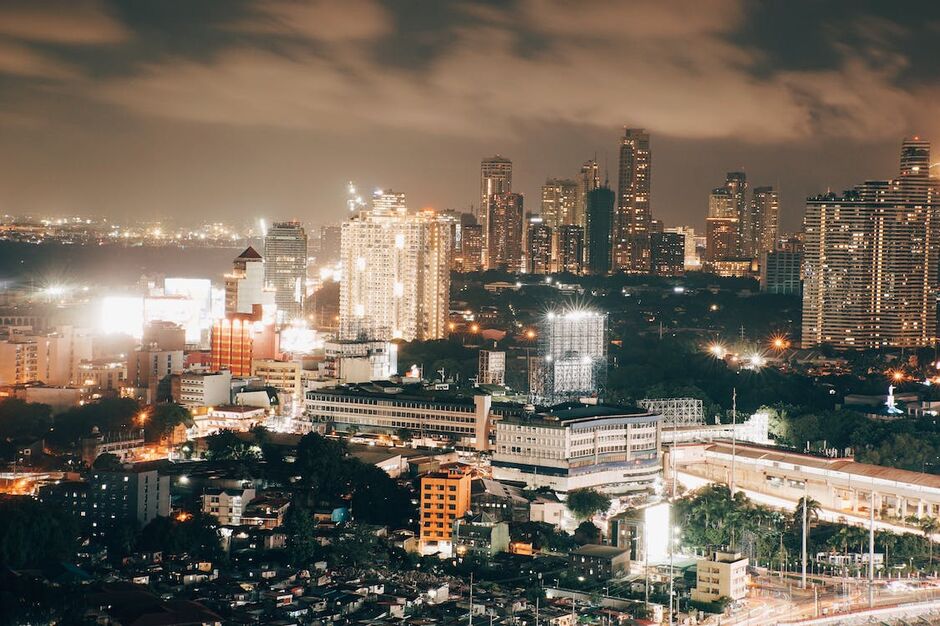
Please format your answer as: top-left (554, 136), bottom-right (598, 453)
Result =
top-left (533, 309), bottom-right (608, 404)
top-left (638, 397), bottom-right (704, 426)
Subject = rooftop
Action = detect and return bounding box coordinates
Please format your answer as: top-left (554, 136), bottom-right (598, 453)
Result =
top-left (570, 544), bottom-right (629, 558)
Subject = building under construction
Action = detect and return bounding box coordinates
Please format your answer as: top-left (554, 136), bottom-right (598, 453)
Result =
top-left (532, 307), bottom-right (607, 404)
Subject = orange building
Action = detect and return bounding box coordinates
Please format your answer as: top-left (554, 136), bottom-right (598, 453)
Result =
top-left (419, 466), bottom-right (471, 550)
top-left (210, 305), bottom-right (276, 377)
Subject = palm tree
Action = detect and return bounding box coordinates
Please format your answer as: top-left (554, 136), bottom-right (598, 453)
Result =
top-left (876, 530), bottom-right (898, 571)
top-left (794, 496), bottom-right (821, 528)
top-left (919, 517), bottom-right (940, 567)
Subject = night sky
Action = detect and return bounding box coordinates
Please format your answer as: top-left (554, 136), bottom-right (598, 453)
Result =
top-left (1, 0), bottom-right (940, 231)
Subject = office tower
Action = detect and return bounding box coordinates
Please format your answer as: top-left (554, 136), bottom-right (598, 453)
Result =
top-left (585, 186), bottom-right (615, 275)
top-left (533, 308), bottom-right (608, 404)
top-left (541, 178), bottom-right (579, 230)
top-left (339, 193), bottom-right (452, 342)
top-left (750, 186), bottom-right (779, 255)
top-left (760, 249), bottom-right (802, 294)
top-left (650, 231), bottom-right (685, 276)
top-left (724, 171), bottom-right (748, 253)
top-left (614, 128), bottom-right (652, 272)
top-left (264, 221), bottom-right (307, 324)
top-left (478, 349), bottom-right (506, 385)
top-left (527, 217), bottom-right (553, 274)
top-left (314, 225), bottom-right (342, 263)
top-left (224, 246), bottom-right (265, 315)
top-left (458, 224), bottom-right (483, 272)
top-left (211, 305), bottom-right (276, 377)
top-left (665, 226), bottom-right (701, 270)
top-left (705, 187), bottom-right (741, 263)
top-left (558, 225), bottom-right (584, 274)
top-left (487, 192), bottom-right (524, 272)
top-left (480, 155), bottom-right (513, 268)
top-left (802, 138), bottom-right (940, 349)
top-left (575, 159), bottom-right (600, 228)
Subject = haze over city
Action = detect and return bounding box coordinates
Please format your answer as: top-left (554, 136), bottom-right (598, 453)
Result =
top-left (2, 1), bottom-right (940, 229)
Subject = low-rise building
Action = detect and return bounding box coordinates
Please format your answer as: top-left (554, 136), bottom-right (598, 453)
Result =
top-left (176, 370), bottom-right (232, 409)
top-left (202, 487), bottom-right (256, 525)
top-left (452, 512), bottom-right (510, 559)
top-left (691, 550), bottom-right (748, 603)
top-left (492, 402), bottom-right (662, 494)
top-left (568, 544), bottom-right (630, 580)
top-left (190, 405), bottom-right (266, 438)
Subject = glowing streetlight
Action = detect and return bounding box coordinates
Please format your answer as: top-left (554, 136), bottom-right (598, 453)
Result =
top-left (469, 323), bottom-right (480, 333)
top-left (770, 335), bottom-right (790, 351)
top-left (525, 329), bottom-right (536, 340)
top-left (891, 370), bottom-right (905, 382)
top-left (707, 343), bottom-right (727, 359)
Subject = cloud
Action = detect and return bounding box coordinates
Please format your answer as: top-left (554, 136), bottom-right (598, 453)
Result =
top-left (89, 0), bottom-right (940, 144)
top-left (0, 0), bottom-right (128, 45)
top-left (0, 40), bottom-right (76, 79)
top-left (229, 0), bottom-right (391, 42)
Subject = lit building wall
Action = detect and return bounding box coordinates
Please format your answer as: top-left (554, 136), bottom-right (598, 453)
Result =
top-left (534, 309), bottom-right (608, 404)
top-left (264, 221), bottom-right (308, 324)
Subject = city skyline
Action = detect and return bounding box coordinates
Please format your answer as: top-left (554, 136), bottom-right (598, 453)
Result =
top-left (1, 2), bottom-right (939, 231)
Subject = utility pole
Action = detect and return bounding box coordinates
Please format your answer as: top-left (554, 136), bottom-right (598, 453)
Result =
top-left (730, 388), bottom-right (737, 493)
top-left (469, 572), bottom-right (473, 626)
top-left (801, 483), bottom-right (808, 590)
top-left (869, 488), bottom-right (875, 608)
top-left (668, 520), bottom-right (675, 625)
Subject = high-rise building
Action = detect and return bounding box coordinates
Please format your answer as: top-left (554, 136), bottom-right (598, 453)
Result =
top-left (457, 224), bottom-right (483, 272)
top-left (724, 171), bottom-right (749, 254)
top-left (533, 308), bottom-right (608, 404)
top-left (526, 217), bottom-right (552, 274)
top-left (264, 221), bottom-right (307, 324)
top-left (575, 159), bottom-right (600, 228)
top-left (487, 192), bottom-right (524, 272)
top-left (750, 186), bottom-right (779, 255)
top-left (705, 186), bottom-right (741, 264)
top-left (541, 178), bottom-right (579, 230)
top-left (760, 249), bottom-right (802, 295)
top-left (802, 138), bottom-right (940, 349)
top-left (614, 128), bottom-right (652, 272)
top-left (585, 186), bottom-right (615, 275)
top-left (210, 305), bottom-right (276, 377)
top-left (558, 225), bottom-right (584, 274)
top-left (224, 246), bottom-right (266, 315)
top-left (480, 156), bottom-right (513, 269)
top-left (339, 192), bottom-right (452, 342)
top-left (650, 231), bottom-right (685, 276)
top-left (664, 226), bottom-right (701, 270)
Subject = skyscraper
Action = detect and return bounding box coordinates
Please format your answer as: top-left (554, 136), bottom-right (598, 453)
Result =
top-left (558, 225), bottom-right (584, 275)
top-left (725, 171), bottom-right (749, 254)
top-left (457, 224), bottom-right (483, 272)
top-left (541, 178), bottom-right (579, 230)
top-left (705, 187), bottom-right (740, 263)
top-left (480, 155), bottom-right (513, 269)
top-left (575, 159), bottom-right (600, 228)
top-left (263, 221), bottom-right (307, 324)
top-left (802, 138), bottom-right (940, 349)
top-left (527, 217), bottom-right (552, 274)
top-left (586, 186), bottom-right (615, 275)
top-left (488, 192), bottom-right (524, 272)
top-left (339, 191), bottom-right (452, 342)
top-left (750, 186), bottom-right (779, 255)
top-left (614, 128), bottom-right (652, 273)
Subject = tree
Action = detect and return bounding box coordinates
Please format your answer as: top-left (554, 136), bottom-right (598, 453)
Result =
top-left (0, 498), bottom-right (78, 567)
top-left (138, 510), bottom-right (221, 559)
top-left (284, 502), bottom-right (319, 566)
top-left (204, 429), bottom-right (259, 462)
top-left (0, 399), bottom-right (52, 440)
top-left (920, 517), bottom-right (940, 566)
top-left (566, 488), bottom-right (611, 520)
top-left (573, 520), bottom-right (601, 545)
top-left (145, 403), bottom-right (193, 442)
top-left (92, 452), bottom-right (124, 471)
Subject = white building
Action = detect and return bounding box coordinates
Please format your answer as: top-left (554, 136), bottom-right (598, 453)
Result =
top-left (304, 383), bottom-right (524, 451)
top-left (664, 226), bottom-right (701, 270)
top-left (0, 325), bottom-right (93, 386)
top-left (202, 487), bottom-right (256, 525)
top-left (691, 550), bottom-right (748, 603)
top-left (224, 246), bottom-right (267, 315)
top-left (252, 359), bottom-right (309, 401)
top-left (339, 191), bottom-right (451, 341)
top-left (492, 402), bottom-right (662, 494)
top-left (321, 340), bottom-right (397, 383)
top-left (478, 350), bottom-right (506, 386)
top-left (190, 405), bottom-right (266, 438)
top-left (178, 371), bottom-right (232, 409)
top-left (533, 309), bottom-right (607, 404)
